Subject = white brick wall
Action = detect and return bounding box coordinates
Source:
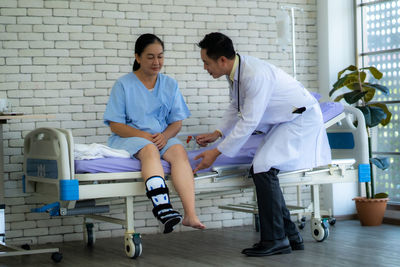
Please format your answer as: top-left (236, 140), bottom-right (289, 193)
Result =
top-left (1, 0), bottom-right (318, 245)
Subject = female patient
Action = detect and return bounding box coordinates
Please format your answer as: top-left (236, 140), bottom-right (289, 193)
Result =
top-left (103, 33), bottom-right (205, 233)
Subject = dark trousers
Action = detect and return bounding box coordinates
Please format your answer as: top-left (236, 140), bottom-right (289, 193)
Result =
top-left (251, 167), bottom-right (298, 241)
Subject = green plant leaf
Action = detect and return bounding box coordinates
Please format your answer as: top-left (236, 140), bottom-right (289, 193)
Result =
top-left (367, 106), bottom-right (387, 127)
top-left (330, 77), bottom-right (347, 96)
top-left (331, 76), bottom-right (345, 90)
top-left (333, 94), bottom-right (345, 102)
top-left (359, 71), bottom-right (367, 83)
top-left (370, 156), bottom-right (390, 170)
top-left (343, 90), bottom-right (367, 104)
top-left (330, 73), bottom-right (359, 97)
top-left (357, 106), bottom-right (386, 127)
top-left (361, 66), bottom-right (383, 80)
top-left (342, 74), bottom-right (359, 87)
top-left (374, 192), bottom-right (389, 199)
top-left (363, 87), bottom-right (376, 103)
top-left (364, 83), bottom-right (390, 95)
top-left (346, 82), bottom-right (362, 91)
top-left (337, 65), bottom-right (357, 80)
top-left (357, 106), bottom-right (371, 126)
top-left (370, 103), bottom-right (392, 126)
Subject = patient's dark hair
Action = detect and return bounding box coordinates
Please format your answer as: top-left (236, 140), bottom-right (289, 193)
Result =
top-left (133, 33), bottom-right (164, 72)
top-left (198, 32), bottom-right (236, 60)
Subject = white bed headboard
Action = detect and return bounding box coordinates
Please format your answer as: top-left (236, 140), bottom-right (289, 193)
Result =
top-left (24, 128), bottom-right (74, 181)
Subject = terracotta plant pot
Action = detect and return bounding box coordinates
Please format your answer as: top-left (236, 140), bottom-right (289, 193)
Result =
top-left (353, 197), bottom-right (389, 226)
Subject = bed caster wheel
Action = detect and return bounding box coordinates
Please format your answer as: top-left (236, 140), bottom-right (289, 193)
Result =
top-left (51, 252), bottom-right (63, 263)
top-left (21, 244), bottom-right (31, 250)
top-left (329, 218), bottom-right (336, 226)
top-left (84, 223), bottom-right (95, 247)
top-left (311, 218), bottom-right (329, 242)
top-left (125, 233), bottom-right (142, 259)
top-left (298, 216), bottom-right (306, 229)
top-left (322, 218), bottom-right (330, 231)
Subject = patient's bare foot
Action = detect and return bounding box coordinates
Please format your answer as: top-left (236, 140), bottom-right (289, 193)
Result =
top-left (182, 216), bottom-right (206, 230)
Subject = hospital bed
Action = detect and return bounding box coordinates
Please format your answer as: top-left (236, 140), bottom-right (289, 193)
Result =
top-left (22, 103), bottom-right (368, 259)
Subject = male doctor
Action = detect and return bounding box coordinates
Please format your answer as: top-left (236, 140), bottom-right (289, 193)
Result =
top-left (194, 32), bottom-right (331, 257)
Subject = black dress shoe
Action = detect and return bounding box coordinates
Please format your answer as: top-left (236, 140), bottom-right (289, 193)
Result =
top-left (241, 242), bottom-right (262, 254)
top-left (242, 238), bottom-right (291, 257)
top-left (288, 233), bottom-right (304, 250)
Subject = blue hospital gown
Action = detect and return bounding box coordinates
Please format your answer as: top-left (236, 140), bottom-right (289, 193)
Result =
top-left (103, 72), bottom-right (190, 157)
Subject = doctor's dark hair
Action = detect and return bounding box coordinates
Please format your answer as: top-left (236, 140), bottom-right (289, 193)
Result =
top-left (198, 32), bottom-right (236, 60)
top-left (132, 33), bottom-right (164, 72)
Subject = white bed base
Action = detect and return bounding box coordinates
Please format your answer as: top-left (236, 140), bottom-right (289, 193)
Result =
top-left (22, 106), bottom-right (368, 258)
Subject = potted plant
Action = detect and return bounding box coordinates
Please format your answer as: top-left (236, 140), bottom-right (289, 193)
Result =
top-left (329, 65), bottom-right (391, 226)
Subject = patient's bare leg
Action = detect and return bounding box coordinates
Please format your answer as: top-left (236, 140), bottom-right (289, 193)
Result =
top-left (163, 144), bottom-right (206, 230)
top-left (137, 144), bottom-right (164, 179)
top-left (137, 144), bottom-right (182, 233)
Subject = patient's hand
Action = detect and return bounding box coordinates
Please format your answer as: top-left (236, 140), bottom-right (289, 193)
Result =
top-left (193, 148), bottom-right (221, 173)
top-left (195, 131), bottom-right (221, 147)
top-left (152, 133), bottom-right (167, 150)
top-left (141, 131), bottom-right (154, 142)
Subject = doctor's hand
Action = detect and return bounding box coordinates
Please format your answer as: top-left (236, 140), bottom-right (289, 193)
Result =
top-left (152, 133), bottom-right (167, 150)
top-left (193, 148), bottom-right (221, 173)
top-left (195, 131), bottom-right (222, 147)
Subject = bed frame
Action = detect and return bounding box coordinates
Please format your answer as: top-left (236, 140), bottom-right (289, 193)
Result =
top-left (22, 106), bottom-right (368, 258)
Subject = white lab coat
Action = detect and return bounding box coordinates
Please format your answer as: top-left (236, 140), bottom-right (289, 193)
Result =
top-left (217, 55), bottom-right (331, 173)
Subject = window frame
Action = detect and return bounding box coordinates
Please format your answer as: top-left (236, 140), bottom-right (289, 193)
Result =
top-left (354, 0), bottom-right (400, 205)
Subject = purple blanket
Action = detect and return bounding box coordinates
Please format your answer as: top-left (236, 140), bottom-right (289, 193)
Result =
top-left (75, 134), bottom-right (264, 174)
top-left (319, 102), bottom-right (343, 122)
top-left (75, 102), bottom-right (343, 174)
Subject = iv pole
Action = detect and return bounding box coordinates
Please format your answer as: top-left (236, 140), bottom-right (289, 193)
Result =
top-left (279, 5), bottom-right (304, 80)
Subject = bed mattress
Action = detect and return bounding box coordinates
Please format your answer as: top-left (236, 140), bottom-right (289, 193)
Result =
top-left (75, 102), bottom-right (343, 174)
top-left (75, 134), bottom-right (262, 174)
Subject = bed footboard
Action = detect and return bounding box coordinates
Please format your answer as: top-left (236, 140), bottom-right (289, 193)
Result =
top-left (327, 105), bottom-right (369, 166)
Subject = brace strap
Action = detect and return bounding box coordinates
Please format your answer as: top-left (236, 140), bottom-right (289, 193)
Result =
top-left (156, 210), bottom-right (181, 224)
top-left (152, 203), bottom-right (181, 224)
top-left (146, 187), bottom-right (169, 199)
top-left (152, 203), bottom-right (174, 218)
top-left (158, 210), bottom-right (181, 223)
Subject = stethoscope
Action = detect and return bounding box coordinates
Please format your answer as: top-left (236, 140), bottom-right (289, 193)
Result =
top-left (236, 53), bottom-right (241, 118)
